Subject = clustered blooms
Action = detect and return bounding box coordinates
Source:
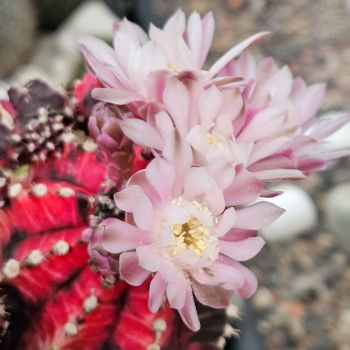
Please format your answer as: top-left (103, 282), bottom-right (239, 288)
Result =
top-left (79, 9), bottom-right (350, 332)
top-left (1, 81), bottom-right (231, 350)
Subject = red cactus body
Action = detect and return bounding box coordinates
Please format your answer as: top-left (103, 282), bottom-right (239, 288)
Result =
top-left (0, 80), bottom-right (229, 349)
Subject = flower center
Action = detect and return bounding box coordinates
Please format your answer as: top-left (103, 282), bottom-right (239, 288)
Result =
top-left (168, 63), bottom-right (180, 73)
top-left (206, 132), bottom-right (226, 145)
top-left (169, 199), bottom-right (217, 257)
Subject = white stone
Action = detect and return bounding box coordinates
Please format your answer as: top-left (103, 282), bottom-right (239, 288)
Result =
top-left (26, 250), bottom-right (44, 266)
top-left (2, 259), bottom-right (20, 279)
top-left (324, 182), bottom-right (350, 252)
top-left (8, 183), bottom-right (22, 198)
top-left (252, 287), bottom-right (274, 311)
top-left (52, 240), bottom-right (70, 256)
top-left (260, 183), bottom-right (318, 241)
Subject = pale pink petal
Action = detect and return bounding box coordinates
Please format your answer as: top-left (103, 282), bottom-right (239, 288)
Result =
top-left (224, 167), bottom-right (262, 206)
top-left (219, 236), bottom-right (265, 261)
top-left (101, 219), bottom-right (151, 254)
top-left (308, 114), bottom-right (350, 140)
top-left (119, 251), bottom-right (150, 286)
top-left (162, 131), bottom-right (193, 196)
top-left (198, 11), bottom-right (214, 67)
top-left (269, 65), bottom-right (293, 101)
top-left (136, 244), bottom-right (162, 272)
top-left (162, 204), bottom-right (191, 224)
top-left (238, 107), bottom-right (286, 143)
top-left (208, 32), bottom-right (270, 78)
top-left (236, 264), bottom-right (258, 298)
top-left (218, 255), bottom-right (258, 298)
top-left (128, 170), bottom-right (161, 205)
top-left (163, 9), bottom-right (186, 35)
top-left (213, 112), bottom-right (234, 139)
top-left (178, 287), bottom-right (200, 331)
top-left (145, 157), bottom-right (175, 201)
top-left (198, 85), bottom-right (224, 126)
top-left (155, 111), bottom-right (175, 134)
top-left (186, 11), bottom-right (203, 67)
top-left (297, 83), bottom-right (326, 124)
top-left (314, 148), bottom-right (350, 161)
top-left (254, 168), bottom-right (306, 180)
top-left (183, 167), bottom-right (225, 215)
top-left (297, 156), bottom-right (327, 174)
top-left (149, 272), bottom-right (167, 312)
top-left (92, 88), bottom-right (142, 104)
top-left (215, 207), bottom-right (237, 236)
top-left (208, 261), bottom-right (245, 290)
top-left (235, 50), bottom-right (256, 79)
top-left (191, 279), bottom-right (232, 308)
top-left (114, 185), bottom-right (154, 230)
top-left (206, 158), bottom-right (235, 190)
top-left (249, 136), bottom-right (290, 165)
top-left (163, 78), bottom-right (190, 135)
top-left (249, 154), bottom-right (296, 172)
top-left (77, 35), bottom-right (124, 88)
top-left (166, 273), bottom-right (187, 309)
top-left (119, 118), bottom-right (163, 149)
top-left (146, 70), bottom-right (171, 102)
top-left (235, 202), bottom-right (284, 230)
top-left (118, 18), bottom-right (148, 44)
top-left (158, 260), bottom-right (179, 282)
top-left (183, 167), bottom-right (215, 199)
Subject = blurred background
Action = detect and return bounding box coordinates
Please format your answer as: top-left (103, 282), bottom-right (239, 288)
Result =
top-left (1, 1), bottom-right (350, 349)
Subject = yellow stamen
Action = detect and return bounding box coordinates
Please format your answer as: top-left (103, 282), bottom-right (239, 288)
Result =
top-left (207, 133), bottom-right (226, 145)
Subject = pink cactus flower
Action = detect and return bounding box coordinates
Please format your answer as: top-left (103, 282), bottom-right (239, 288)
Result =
top-left (78, 9), bottom-right (267, 106)
top-left (99, 157), bottom-right (283, 331)
top-left (219, 50), bottom-right (350, 176)
top-left (119, 73), bottom-right (350, 183)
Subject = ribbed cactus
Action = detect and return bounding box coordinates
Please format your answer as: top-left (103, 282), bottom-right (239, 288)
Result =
top-left (0, 79), bottom-right (235, 349)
